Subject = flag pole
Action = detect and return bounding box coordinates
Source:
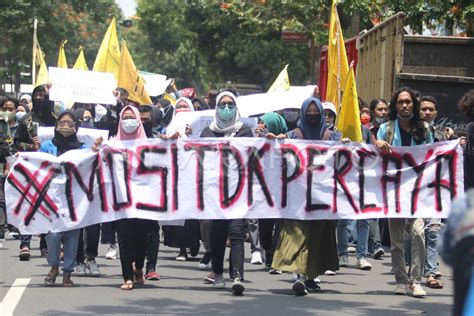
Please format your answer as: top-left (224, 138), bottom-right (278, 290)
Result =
top-left (32, 18), bottom-right (38, 85)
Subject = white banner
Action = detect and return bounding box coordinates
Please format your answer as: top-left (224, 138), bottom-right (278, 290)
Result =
top-left (38, 127), bottom-right (109, 147)
top-left (49, 67), bottom-right (116, 105)
top-left (237, 86), bottom-right (316, 117)
top-left (5, 139), bottom-right (463, 234)
top-left (166, 111), bottom-right (258, 138)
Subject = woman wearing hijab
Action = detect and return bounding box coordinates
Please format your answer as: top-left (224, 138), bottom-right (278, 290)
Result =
top-left (31, 85), bottom-right (56, 127)
top-left (200, 91), bottom-right (253, 295)
top-left (271, 97), bottom-right (339, 296)
top-left (42, 111), bottom-right (86, 287)
top-left (162, 97), bottom-right (200, 260)
top-left (113, 105), bottom-right (156, 290)
top-left (254, 112), bottom-right (288, 272)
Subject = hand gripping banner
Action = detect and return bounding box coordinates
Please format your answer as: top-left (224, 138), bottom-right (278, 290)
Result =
top-left (6, 138), bottom-right (463, 234)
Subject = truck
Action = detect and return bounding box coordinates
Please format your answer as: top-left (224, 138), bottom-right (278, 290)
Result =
top-left (319, 12), bottom-right (474, 134)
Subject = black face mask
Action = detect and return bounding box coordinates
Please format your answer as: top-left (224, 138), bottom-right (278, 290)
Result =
top-left (143, 121), bottom-right (154, 138)
top-left (306, 114), bottom-right (321, 125)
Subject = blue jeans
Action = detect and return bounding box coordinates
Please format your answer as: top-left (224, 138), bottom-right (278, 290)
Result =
top-left (424, 218), bottom-right (442, 276)
top-left (45, 229), bottom-right (80, 272)
top-left (337, 219), bottom-right (370, 259)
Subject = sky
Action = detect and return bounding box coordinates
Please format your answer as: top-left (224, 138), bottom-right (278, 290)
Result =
top-left (115, 0), bottom-right (136, 18)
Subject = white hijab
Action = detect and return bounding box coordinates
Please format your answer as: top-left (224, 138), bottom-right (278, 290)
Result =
top-left (209, 91), bottom-right (243, 136)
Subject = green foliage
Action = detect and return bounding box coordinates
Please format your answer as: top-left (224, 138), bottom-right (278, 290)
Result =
top-left (0, 0), bottom-right (122, 90)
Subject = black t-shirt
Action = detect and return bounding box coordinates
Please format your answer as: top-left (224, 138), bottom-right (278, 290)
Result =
top-left (200, 124), bottom-right (253, 138)
top-left (398, 122), bottom-right (411, 146)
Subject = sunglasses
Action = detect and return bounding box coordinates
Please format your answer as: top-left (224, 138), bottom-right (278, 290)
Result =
top-left (217, 102), bottom-right (236, 109)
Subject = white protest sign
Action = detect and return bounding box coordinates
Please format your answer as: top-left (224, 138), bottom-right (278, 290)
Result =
top-left (166, 111), bottom-right (257, 138)
top-left (49, 67), bottom-right (116, 105)
top-left (237, 85), bottom-right (316, 117)
top-left (5, 139), bottom-right (463, 234)
top-left (38, 127), bottom-right (109, 147)
top-left (140, 71), bottom-right (171, 97)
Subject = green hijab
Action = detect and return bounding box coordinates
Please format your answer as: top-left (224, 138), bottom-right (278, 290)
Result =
top-left (260, 112), bottom-right (288, 135)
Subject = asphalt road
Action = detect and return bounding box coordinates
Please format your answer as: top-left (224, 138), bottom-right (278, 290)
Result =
top-left (0, 234), bottom-right (454, 315)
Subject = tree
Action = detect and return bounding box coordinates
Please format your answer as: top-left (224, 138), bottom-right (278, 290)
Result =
top-left (0, 0), bottom-right (122, 94)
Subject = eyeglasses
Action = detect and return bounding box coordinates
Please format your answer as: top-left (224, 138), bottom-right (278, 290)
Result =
top-left (57, 121), bottom-right (75, 127)
top-left (217, 102), bottom-right (236, 109)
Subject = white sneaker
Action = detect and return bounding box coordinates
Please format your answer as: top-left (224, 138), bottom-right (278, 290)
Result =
top-left (408, 283), bottom-right (426, 298)
top-left (324, 270), bottom-right (336, 276)
top-left (213, 274), bottom-right (225, 289)
top-left (86, 260), bottom-right (100, 276)
top-left (393, 284), bottom-right (407, 295)
top-left (73, 263), bottom-right (87, 276)
top-left (251, 251), bottom-right (263, 265)
top-left (105, 244), bottom-right (117, 260)
top-left (231, 278), bottom-right (245, 295)
top-left (314, 277), bottom-right (321, 283)
top-left (356, 258), bottom-right (372, 270)
top-left (0, 238), bottom-right (5, 248)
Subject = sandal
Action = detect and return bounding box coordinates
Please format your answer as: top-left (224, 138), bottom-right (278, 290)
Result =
top-left (44, 268), bottom-right (59, 286)
top-left (425, 276), bottom-right (443, 289)
top-left (121, 280), bottom-right (134, 290)
top-left (134, 269), bottom-right (145, 285)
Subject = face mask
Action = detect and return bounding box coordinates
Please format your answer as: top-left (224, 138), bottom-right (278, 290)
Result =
top-left (360, 115), bottom-right (371, 125)
top-left (56, 125), bottom-right (76, 138)
top-left (217, 106), bottom-right (236, 121)
top-left (175, 108), bottom-right (191, 114)
top-left (143, 121), bottom-right (153, 138)
top-left (397, 113), bottom-right (414, 121)
top-left (306, 114), bottom-right (321, 125)
top-left (81, 119), bottom-right (94, 128)
top-left (374, 117), bottom-right (386, 125)
top-left (121, 118), bottom-right (139, 134)
top-left (282, 111), bottom-right (299, 123)
top-left (16, 112), bottom-right (27, 122)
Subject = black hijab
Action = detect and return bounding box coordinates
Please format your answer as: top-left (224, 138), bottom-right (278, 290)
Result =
top-left (52, 110), bottom-right (83, 156)
top-left (32, 85), bottom-right (56, 127)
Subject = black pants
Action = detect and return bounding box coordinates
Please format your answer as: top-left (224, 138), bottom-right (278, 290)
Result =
top-left (259, 219), bottom-right (281, 265)
top-left (211, 219), bottom-right (246, 279)
top-left (145, 223), bottom-right (160, 272)
top-left (116, 219), bottom-right (155, 282)
top-left (101, 221), bottom-right (116, 244)
top-left (76, 224), bottom-right (101, 262)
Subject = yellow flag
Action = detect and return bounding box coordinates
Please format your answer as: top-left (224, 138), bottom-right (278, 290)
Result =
top-left (326, 0), bottom-right (349, 113)
top-left (35, 60), bottom-right (49, 87)
top-left (337, 67), bottom-right (362, 142)
top-left (163, 92), bottom-right (176, 106)
top-left (117, 40), bottom-right (152, 105)
top-left (268, 64), bottom-right (290, 92)
top-left (57, 40), bottom-right (68, 68)
top-left (73, 47), bottom-right (89, 70)
top-left (93, 17), bottom-right (120, 79)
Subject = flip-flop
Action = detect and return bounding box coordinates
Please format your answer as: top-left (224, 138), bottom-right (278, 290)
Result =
top-left (120, 280), bottom-right (134, 290)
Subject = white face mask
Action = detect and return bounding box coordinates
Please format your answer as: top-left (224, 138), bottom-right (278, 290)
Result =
top-left (16, 111), bottom-right (27, 121)
top-left (121, 118), bottom-right (139, 134)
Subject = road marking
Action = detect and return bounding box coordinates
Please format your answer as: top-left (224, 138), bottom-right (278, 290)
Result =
top-left (0, 278), bottom-right (30, 316)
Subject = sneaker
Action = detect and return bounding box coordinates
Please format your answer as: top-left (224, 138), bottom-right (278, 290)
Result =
top-left (231, 278), bottom-right (245, 295)
top-left (19, 246), bottom-right (31, 261)
top-left (373, 247), bottom-right (385, 259)
top-left (435, 271), bottom-right (442, 279)
top-left (339, 255), bottom-right (349, 267)
top-left (251, 251), bottom-right (263, 265)
top-left (305, 279), bottom-right (321, 292)
top-left (356, 258), bottom-right (372, 270)
top-left (86, 259), bottom-right (100, 276)
top-left (408, 283), bottom-right (426, 298)
top-left (347, 246), bottom-right (356, 253)
top-left (40, 248), bottom-right (48, 257)
top-left (269, 268), bottom-right (282, 275)
top-left (314, 277), bottom-right (321, 283)
top-left (0, 238), bottom-right (4, 248)
top-left (176, 251), bottom-right (188, 261)
top-left (73, 263), bottom-right (87, 276)
top-left (394, 284), bottom-right (407, 295)
top-left (105, 244), bottom-right (117, 260)
top-left (213, 274), bottom-right (225, 289)
top-left (324, 270), bottom-right (336, 276)
top-left (199, 252), bottom-right (211, 270)
top-left (292, 279), bottom-right (308, 296)
top-left (145, 270), bottom-right (160, 281)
